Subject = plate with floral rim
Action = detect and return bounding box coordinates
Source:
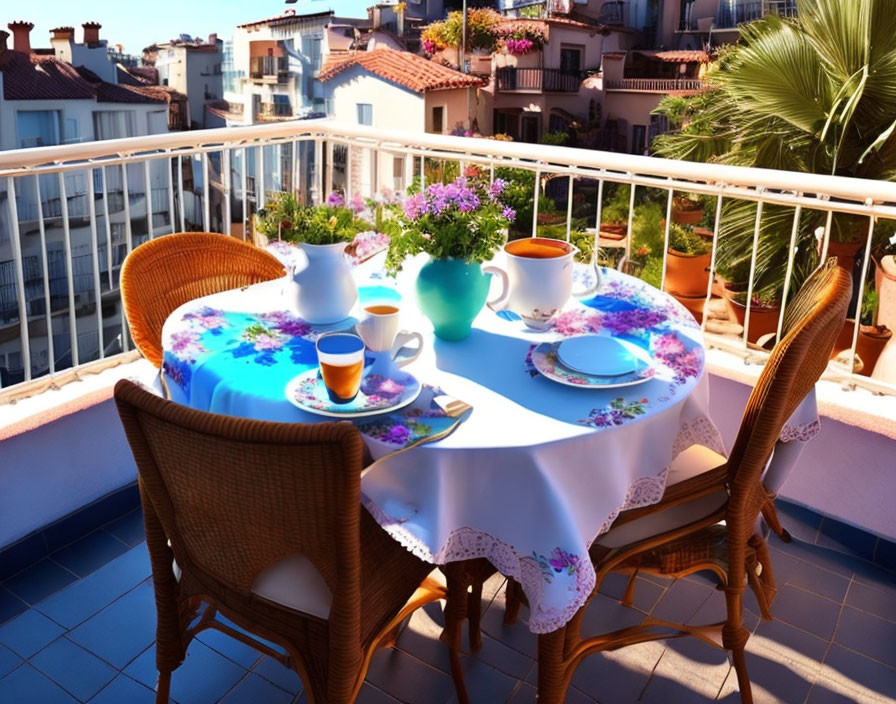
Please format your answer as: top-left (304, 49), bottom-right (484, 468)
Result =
top-left (285, 367), bottom-right (422, 418)
top-left (531, 339), bottom-right (656, 389)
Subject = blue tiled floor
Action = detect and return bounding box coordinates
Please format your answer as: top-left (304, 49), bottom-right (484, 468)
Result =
top-left (0, 504), bottom-right (895, 703)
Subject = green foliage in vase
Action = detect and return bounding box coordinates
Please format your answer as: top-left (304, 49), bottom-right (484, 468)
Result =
top-left (384, 177), bottom-right (513, 273)
top-left (254, 192), bottom-right (371, 246)
top-left (652, 0), bottom-right (896, 301)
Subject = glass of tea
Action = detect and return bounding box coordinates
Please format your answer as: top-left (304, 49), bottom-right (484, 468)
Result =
top-left (315, 332), bottom-right (366, 404)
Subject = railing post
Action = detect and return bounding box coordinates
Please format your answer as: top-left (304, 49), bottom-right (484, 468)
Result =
top-left (6, 178), bottom-right (31, 381)
top-left (34, 174), bottom-right (55, 374)
top-left (144, 160), bottom-right (155, 239)
top-left (201, 152), bottom-right (210, 232)
top-left (58, 172), bottom-right (79, 367)
top-left (87, 169), bottom-right (104, 359)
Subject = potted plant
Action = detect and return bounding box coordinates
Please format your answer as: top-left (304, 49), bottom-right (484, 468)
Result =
top-left (254, 192), bottom-right (371, 323)
top-left (671, 193), bottom-right (705, 225)
top-left (664, 222), bottom-right (712, 297)
top-left (385, 177), bottom-right (513, 340)
top-left (834, 288), bottom-right (893, 375)
top-left (599, 184), bottom-right (631, 240)
top-left (725, 290), bottom-right (781, 345)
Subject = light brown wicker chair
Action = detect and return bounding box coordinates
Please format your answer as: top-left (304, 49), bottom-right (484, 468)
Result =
top-left (113, 379), bottom-right (453, 704)
top-left (525, 259), bottom-right (851, 704)
top-left (120, 233), bottom-right (285, 368)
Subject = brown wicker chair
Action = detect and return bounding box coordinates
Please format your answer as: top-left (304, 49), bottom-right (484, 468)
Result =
top-left (120, 233), bottom-right (285, 368)
top-left (526, 259), bottom-right (851, 704)
top-left (113, 379), bottom-right (452, 704)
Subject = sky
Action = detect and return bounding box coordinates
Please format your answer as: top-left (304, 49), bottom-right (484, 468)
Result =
top-left (11, 0), bottom-right (372, 55)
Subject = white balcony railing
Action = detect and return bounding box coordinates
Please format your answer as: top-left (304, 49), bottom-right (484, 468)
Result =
top-left (1, 120), bottom-right (895, 398)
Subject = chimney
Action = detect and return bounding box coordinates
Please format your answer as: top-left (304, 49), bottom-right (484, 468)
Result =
top-left (207, 33), bottom-right (217, 46)
top-left (0, 30), bottom-right (8, 54)
top-left (7, 21), bottom-right (34, 53)
top-left (51, 26), bottom-right (75, 41)
top-left (82, 21), bottom-right (101, 45)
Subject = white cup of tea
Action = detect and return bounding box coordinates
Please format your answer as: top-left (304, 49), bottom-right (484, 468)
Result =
top-left (484, 238), bottom-right (601, 330)
top-left (355, 303), bottom-right (423, 373)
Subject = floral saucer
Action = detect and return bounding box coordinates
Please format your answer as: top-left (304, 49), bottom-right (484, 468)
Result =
top-left (531, 339), bottom-right (655, 389)
top-left (285, 368), bottom-right (421, 418)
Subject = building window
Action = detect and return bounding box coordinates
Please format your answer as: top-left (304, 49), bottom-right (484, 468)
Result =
top-left (559, 45), bottom-right (583, 74)
top-left (16, 111), bottom-right (61, 148)
top-left (631, 124), bottom-right (647, 155)
top-left (93, 111), bottom-right (137, 140)
top-left (431, 106), bottom-right (444, 134)
top-left (356, 103), bottom-right (373, 126)
top-left (393, 156), bottom-right (405, 191)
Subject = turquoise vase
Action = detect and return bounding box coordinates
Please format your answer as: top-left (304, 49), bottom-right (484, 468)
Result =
top-left (416, 257), bottom-right (491, 341)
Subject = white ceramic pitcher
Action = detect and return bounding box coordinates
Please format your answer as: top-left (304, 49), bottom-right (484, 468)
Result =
top-left (289, 242), bottom-right (358, 324)
top-left (484, 238), bottom-right (601, 330)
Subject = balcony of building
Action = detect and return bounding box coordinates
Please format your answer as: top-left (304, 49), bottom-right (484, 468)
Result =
top-left (248, 55), bottom-right (289, 84)
top-left (495, 67), bottom-right (585, 93)
top-left (605, 77), bottom-right (709, 93)
top-left (255, 102), bottom-right (294, 122)
top-left (0, 122), bottom-right (895, 703)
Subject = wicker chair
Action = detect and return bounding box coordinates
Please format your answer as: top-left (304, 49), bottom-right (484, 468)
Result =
top-left (120, 233), bottom-right (285, 368)
top-left (114, 379), bottom-right (453, 704)
top-left (526, 259), bottom-right (851, 704)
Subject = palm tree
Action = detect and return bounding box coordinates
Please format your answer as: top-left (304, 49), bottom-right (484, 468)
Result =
top-left (652, 0), bottom-right (896, 301)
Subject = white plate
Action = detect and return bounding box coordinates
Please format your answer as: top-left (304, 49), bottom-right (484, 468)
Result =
top-left (557, 334), bottom-right (645, 376)
top-left (285, 368), bottom-right (421, 418)
top-left (531, 340), bottom-right (655, 389)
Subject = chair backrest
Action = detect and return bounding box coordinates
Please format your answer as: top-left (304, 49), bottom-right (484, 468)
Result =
top-left (113, 379), bottom-right (364, 654)
top-left (120, 233), bottom-right (285, 367)
top-left (725, 259), bottom-right (851, 561)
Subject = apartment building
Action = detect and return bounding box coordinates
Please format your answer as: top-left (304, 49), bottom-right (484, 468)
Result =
top-left (0, 22), bottom-right (172, 385)
top-left (319, 47), bottom-right (484, 194)
top-left (145, 35), bottom-right (223, 129)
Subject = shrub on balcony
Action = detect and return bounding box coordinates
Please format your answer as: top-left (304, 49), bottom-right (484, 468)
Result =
top-left (651, 0), bottom-right (896, 302)
top-left (254, 192), bottom-right (372, 246)
top-left (495, 25), bottom-right (546, 56)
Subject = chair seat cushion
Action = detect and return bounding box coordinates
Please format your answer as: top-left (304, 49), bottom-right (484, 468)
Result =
top-left (596, 444), bottom-right (728, 550)
top-left (251, 554), bottom-right (333, 620)
top-left (666, 444), bottom-right (727, 486)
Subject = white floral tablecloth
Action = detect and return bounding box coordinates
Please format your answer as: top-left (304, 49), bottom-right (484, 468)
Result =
top-left (160, 251), bottom-right (818, 633)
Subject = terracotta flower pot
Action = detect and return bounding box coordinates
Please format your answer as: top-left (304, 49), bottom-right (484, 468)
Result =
top-left (670, 291), bottom-right (707, 323)
top-left (671, 202), bottom-right (704, 225)
top-left (725, 296), bottom-right (781, 344)
top-left (664, 249), bottom-right (711, 297)
top-left (832, 319), bottom-right (892, 375)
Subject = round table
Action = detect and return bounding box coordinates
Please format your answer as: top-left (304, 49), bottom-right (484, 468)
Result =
top-left (160, 251), bottom-right (806, 633)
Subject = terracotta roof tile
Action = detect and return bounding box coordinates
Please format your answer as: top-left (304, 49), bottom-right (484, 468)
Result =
top-left (319, 47), bottom-right (482, 92)
top-left (0, 52), bottom-right (96, 100)
top-left (75, 66), bottom-right (167, 103)
top-left (0, 51), bottom-right (167, 103)
top-left (238, 9), bottom-right (332, 28)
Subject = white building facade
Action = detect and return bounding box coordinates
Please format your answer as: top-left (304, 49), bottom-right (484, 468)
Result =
top-left (0, 22), bottom-right (172, 386)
